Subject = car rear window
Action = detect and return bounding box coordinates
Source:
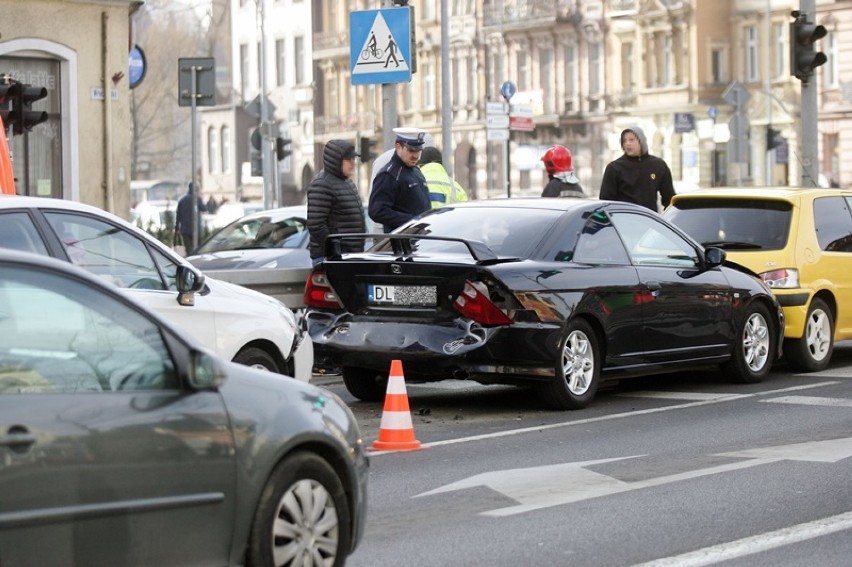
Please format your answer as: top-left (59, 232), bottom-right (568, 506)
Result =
top-left (665, 198), bottom-right (792, 251)
top-left (813, 196), bottom-right (852, 252)
top-left (386, 207), bottom-right (563, 258)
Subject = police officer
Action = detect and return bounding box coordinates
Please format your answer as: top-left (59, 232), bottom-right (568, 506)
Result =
top-left (368, 127), bottom-right (431, 233)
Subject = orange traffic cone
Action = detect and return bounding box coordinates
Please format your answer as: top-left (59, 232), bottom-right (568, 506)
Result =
top-left (370, 360), bottom-right (423, 452)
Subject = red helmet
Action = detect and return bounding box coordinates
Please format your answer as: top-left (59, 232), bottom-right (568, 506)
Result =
top-left (541, 145), bottom-right (573, 175)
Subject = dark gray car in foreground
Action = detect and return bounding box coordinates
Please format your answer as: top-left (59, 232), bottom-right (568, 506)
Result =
top-left (0, 250), bottom-right (368, 566)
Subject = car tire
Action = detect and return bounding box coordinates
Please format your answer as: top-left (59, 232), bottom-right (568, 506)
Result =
top-left (722, 301), bottom-right (775, 383)
top-left (342, 366), bottom-right (388, 402)
top-left (538, 319), bottom-right (600, 410)
top-left (783, 297), bottom-right (834, 373)
top-left (233, 346), bottom-right (280, 373)
top-left (247, 451), bottom-right (351, 567)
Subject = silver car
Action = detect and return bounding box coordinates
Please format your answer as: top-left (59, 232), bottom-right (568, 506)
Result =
top-left (0, 249), bottom-right (368, 566)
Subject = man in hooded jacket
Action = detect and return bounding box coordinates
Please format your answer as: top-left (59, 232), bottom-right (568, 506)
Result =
top-left (307, 139), bottom-right (367, 265)
top-left (599, 126), bottom-right (675, 212)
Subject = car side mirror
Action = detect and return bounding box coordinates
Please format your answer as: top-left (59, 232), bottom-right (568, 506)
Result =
top-left (176, 264), bottom-right (206, 306)
top-left (704, 247), bottom-right (726, 268)
top-left (189, 350), bottom-right (226, 390)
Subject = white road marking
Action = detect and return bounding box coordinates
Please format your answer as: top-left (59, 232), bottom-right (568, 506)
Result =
top-left (633, 510), bottom-right (852, 567)
top-left (411, 382), bottom-right (841, 450)
top-left (415, 437), bottom-right (852, 517)
top-left (762, 395), bottom-right (852, 407)
top-left (620, 391), bottom-right (749, 401)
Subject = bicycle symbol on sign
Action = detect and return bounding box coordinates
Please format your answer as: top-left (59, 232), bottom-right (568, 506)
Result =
top-left (361, 32), bottom-right (384, 61)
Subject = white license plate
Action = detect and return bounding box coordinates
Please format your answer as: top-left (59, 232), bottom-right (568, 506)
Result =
top-left (367, 284), bottom-right (437, 306)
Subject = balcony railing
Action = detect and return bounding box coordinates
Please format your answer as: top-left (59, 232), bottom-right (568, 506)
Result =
top-left (313, 30), bottom-right (349, 54)
top-left (314, 112), bottom-right (377, 136)
top-left (484, 0), bottom-right (565, 27)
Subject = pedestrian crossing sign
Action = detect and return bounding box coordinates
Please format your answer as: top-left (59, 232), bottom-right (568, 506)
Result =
top-left (349, 7), bottom-right (412, 86)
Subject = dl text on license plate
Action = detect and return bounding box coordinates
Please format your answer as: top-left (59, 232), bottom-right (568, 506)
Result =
top-left (368, 284), bottom-right (437, 306)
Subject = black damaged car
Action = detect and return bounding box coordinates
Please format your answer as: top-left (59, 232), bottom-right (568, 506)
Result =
top-left (304, 199), bottom-right (784, 410)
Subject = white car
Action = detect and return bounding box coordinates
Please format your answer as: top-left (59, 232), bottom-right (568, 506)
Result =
top-left (0, 196), bottom-right (313, 381)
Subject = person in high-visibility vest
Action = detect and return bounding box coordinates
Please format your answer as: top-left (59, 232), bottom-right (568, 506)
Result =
top-left (418, 146), bottom-right (467, 208)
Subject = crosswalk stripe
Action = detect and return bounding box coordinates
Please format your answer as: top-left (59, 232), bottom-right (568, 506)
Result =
top-left (761, 395), bottom-right (852, 407)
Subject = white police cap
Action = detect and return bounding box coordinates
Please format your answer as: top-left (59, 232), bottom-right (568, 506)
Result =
top-left (393, 127), bottom-right (427, 150)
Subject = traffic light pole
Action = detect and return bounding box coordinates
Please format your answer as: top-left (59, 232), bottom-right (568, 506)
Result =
top-left (795, 0), bottom-right (821, 187)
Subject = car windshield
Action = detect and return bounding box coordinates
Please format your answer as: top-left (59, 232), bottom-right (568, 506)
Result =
top-left (197, 214), bottom-right (309, 253)
top-left (370, 206), bottom-right (563, 258)
top-left (665, 198), bottom-right (792, 251)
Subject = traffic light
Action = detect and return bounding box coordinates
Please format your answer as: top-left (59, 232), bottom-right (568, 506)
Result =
top-left (359, 136), bottom-right (378, 162)
top-left (0, 80), bottom-right (17, 127)
top-left (9, 83), bottom-right (48, 136)
top-left (790, 10), bottom-right (827, 82)
top-left (766, 125), bottom-right (782, 151)
top-left (275, 137), bottom-right (291, 160)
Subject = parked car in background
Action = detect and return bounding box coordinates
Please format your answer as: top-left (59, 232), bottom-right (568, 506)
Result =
top-left (131, 198), bottom-right (178, 232)
top-left (189, 204), bottom-right (374, 307)
top-left (0, 249), bottom-right (368, 566)
top-left (190, 205), bottom-right (312, 271)
top-left (664, 187), bottom-right (852, 372)
top-left (0, 196), bottom-right (312, 381)
top-left (304, 199), bottom-right (783, 410)
top-left (207, 200), bottom-right (267, 231)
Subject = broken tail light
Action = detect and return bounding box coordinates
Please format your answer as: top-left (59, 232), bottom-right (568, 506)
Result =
top-left (304, 271), bottom-right (343, 309)
top-left (453, 280), bottom-right (512, 326)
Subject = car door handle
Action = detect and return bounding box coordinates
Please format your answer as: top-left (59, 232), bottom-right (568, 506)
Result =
top-left (0, 426), bottom-right (37, 450)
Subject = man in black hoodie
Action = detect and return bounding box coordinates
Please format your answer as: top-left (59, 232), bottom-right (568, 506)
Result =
top-left (307, 139), bottom-right (367, 265)
top-left (599, 126), bottom-right (675, 212)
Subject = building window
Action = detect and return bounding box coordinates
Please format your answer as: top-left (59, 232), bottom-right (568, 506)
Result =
top-left (207, 126), bottom-right (219, 174)
top-left (662, 34), bottom-right (673, 85)
top-left (823, 30), bottom-right (838, 89)
top-left (275, 39), bottom-right (286, 86)
top-left (452, 55), bottom-right (460, 105)
top-left (539, 47), bottom-right (553, 113)
top-left (240, 44), bottom-right (249, 100)
top-left (621, 41), bottom-right (634, 93)
top-left (403, 82), bottom-right (414, 111)
top-left (466, 54), bottom-right (477, 106)
top-left (711, 47), bottom-right (726, 84)
top-left (773, 22), bottom-right (786, 79)
top-left (487, 48), bottom-right (503, 101)
top-left (294, 36), bottom-right (305, 85)
top-left (421, 0), bottom-right (436, 21)
top-left (256, 41), bottom-right (262, 90)
top-left (589, 42), bottom-right (602, 96)
top-left (326, 75), bottom-right (338, 116)
top-left (221, 126), bottom-right (231, 174)
top-left (516, 49), bottom-right (528, 89)
top-left (565, 44), bottom-right (576, 111)
top-left (744, 25), bottom-right (759, 83)
top-left (424, 59), bottom-right (436, 108)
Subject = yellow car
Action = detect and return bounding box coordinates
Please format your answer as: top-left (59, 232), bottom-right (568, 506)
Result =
top-left (664, 187), bottom-right (852, 372)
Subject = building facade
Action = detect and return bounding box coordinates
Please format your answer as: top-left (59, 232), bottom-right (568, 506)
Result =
top-left (310, 0), bottom-right (851, 201)
top-left (0, 0), bottom-right (139, 215)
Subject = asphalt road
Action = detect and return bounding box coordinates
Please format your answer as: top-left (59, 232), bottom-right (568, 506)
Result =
top-left (315, 345), bottom-right (852, 566)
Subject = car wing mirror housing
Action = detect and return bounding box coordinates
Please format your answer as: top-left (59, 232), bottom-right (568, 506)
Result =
top-left (704, 246), bottom-right (727, 268)
top-left (176, 264), bottom-right (206, 306)
top-left (190, 350), bottom-right (227, 390)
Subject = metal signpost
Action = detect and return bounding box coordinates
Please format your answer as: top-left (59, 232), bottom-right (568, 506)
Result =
top-left (722, 80), bottom-right (750, 187)
top-left (500, 81), bottom-right (516, 197)
top-left (178, 57), bottom-right (215, 249)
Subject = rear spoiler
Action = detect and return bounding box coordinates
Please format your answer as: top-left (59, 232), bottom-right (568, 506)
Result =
top-left (324, 232), bottom-right (500, 263)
